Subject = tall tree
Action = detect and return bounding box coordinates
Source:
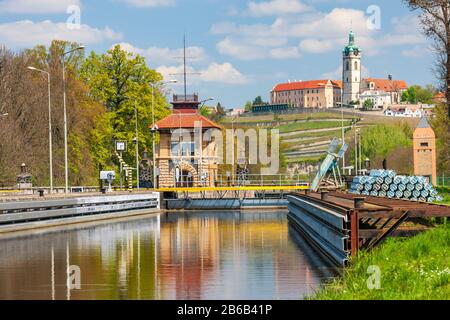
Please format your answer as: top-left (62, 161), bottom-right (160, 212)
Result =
top-left (0, 41), bottom-right (106, 186)
top-left (253, 96), bottom-right (264, 106)
top-left (80, 45), bottom-right (170, 167)
top-left (404, 0), bottom-right (450, 118)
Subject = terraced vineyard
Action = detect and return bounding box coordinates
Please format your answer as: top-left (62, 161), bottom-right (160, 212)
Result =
top-left (222, 112), bottom-right (357, 164)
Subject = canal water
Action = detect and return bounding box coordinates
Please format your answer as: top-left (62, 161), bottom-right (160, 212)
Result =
top-left (0, 211), bottom-right (337, 300)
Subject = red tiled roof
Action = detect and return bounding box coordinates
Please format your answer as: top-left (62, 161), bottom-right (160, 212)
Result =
top-left (332, 80), bottom-right (343, 88)
top-left (155, 113), bottom-right (221, 130)
top-left (272, 80), bottom-right (341, 92)
top-left (364, 78), bottom-right (408, 92)
top-left (433, 92), bottom-right (445, 99)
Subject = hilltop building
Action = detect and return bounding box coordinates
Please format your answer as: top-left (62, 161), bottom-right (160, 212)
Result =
top-left (413, 117), bottom-right (437, 185)
top-left (433, 92), bottom-right (447, 104)
top-left (271, 80), bottom-right (342, 108)
top-left (155, 94), bottom-right (221, 188)
top-left (270, 31), bottom-right (408, 110)
top-left (360, 77), bottom-right (408, 106)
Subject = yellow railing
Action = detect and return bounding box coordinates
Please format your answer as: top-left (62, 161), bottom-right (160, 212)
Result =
top-left (156, 186), bottom-right (309, 192)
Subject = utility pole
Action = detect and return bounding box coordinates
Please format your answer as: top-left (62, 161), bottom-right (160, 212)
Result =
top-left (61, 45), bottom-right (85, 193)
top-left (135, 100), bottom-right (140, 190)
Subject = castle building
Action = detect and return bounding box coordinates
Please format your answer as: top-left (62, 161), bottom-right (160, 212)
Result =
top-left (155, 94), bottom-right (221, 188)
top-left (342, 31), bottom-right (362, 105)
top-left (413, 117), bottom-right (437, 185)
top-left (270, 80), bottom-right (342, 108)
top-left (270, 31), bottom-right (409, 110)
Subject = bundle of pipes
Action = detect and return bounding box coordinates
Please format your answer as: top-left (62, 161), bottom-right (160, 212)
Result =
top-left (349, 169), bottom-right (443, 203)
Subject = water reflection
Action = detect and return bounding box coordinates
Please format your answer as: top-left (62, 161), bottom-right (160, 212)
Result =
top-left (0, 211), bottom-right (337, 300)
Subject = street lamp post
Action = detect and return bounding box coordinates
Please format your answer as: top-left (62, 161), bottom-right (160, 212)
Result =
top-left (28, 66), bottom-right (53, 194)
top-left (231, 116), bottom-right (237, 186)
top-left (135, 100), bottom-right (140, 190)
top-left (61, 45), bottom-right (85, 194)
top-left (149, 80), bottom-right (177, 189)
top-left (199, 98), bottom-right (214, 186)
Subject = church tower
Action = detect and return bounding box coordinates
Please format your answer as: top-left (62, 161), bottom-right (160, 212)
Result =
top-left (342, 31), bottom-right (361, 106)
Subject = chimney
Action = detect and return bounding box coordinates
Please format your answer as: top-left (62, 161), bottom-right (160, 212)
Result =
top-left (388, 74), bottom-right (393, 81)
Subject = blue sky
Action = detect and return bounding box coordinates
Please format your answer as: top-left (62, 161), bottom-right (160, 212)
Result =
top-left (0, 0), bottom-right (435, 108)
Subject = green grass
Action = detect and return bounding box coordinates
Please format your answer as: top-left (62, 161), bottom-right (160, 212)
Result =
top-left (285, 138), bottom-right (331, 151)
top-left (277, 121), bottom-right (353, 134)
top-left (282, 129), bottom-right (344, 141)
top-left (285, 155), bottom-right (326, 163)
top-left (221, 112), bottom-right (355, 124)
top-left (314, 224), bottom-right (450, 300)
top-left (436, 187), bottom-right (450, 205)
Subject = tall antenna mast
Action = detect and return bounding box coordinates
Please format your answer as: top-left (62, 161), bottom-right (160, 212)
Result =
top-left (183, 35), bottom-right (187, 98)
top-left (170, 35), bottom-right (200, 99)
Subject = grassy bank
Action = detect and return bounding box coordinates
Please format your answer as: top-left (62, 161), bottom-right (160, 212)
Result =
top-left (314, 224), bottom-right (450, 300)
top-left (436, 187), bottom-right (450, 205)
top-left (277, 121), bottom-right (353, 134)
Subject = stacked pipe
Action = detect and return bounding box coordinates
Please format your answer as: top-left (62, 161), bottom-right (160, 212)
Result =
top-left (349, 169), bottom-right (443, 203)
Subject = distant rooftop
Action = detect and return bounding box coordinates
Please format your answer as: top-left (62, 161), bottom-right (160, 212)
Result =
top-left (272, 80), bottom-right (342, 92)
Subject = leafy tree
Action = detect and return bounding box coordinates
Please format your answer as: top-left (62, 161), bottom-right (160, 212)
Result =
top-left (253, 96), bottom-right (263, 105)
top-left (0, 41), bottom-right (108, 186)
top-left (244, 101), bottom-right (253, 112)
top-left (404, 0), bottom-right (450, 118)
top-left (209, 102), bottom-right (226, 122)
top-left (402, 85), bottom-right (435, 104)
top-left (199, 105), bottom-right (211, 117)
top-left (431, 103), bottom-right (450, 173)
top-left (360, 124), bottom-right (412, 161)
top-left (402, 86), bottom-right (417, 103)
top-left (80, 45), bottom-right (170, 168)
top-left (415, 85), bottom-right (435, 104)
top-left (362, 99), bottom-right (374, 110)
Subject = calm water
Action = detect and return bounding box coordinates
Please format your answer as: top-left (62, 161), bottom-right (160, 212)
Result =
top-left (0, 211), bottom-right (337, 300)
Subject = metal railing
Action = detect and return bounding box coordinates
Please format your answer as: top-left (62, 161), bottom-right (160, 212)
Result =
top-left (173, 94), bottom-right (198, 102)
top-left (214, 174), bottom-right (309, 188)
top-left (437, 174), bottom-right (450, 187)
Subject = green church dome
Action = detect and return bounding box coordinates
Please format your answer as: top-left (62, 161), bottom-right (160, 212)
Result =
top-left (343, 31), bottom-right (361, 56)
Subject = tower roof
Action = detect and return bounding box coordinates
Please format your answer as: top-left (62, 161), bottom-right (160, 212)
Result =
top-left (417, 116), bottom-right (431, 129)
top-left (155, 113), bottom-right (221, 130)
top-left (343, 31), bottom-right (361, 55)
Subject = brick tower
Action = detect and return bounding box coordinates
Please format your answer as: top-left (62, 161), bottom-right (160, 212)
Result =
top-left (413, 117), bottom-right (437, 185)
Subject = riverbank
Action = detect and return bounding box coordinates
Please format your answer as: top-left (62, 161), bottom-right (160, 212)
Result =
top-left (314, 223), bottom-right (450, 300)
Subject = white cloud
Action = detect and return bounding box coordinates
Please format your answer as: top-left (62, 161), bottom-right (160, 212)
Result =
top-left (201, 62), bottom-right (248, 84)
top-left (217, 37), bottom-right (266, 60)
top-left (217, 36), bottom-right (300, 60)
top-left (0, 20), bottom-right (121, 48)
top-left (114, 42), bottom-right (207, 66)
top-left (401, 45), bottom-right (428, 58)
top-left (269, 47), bottom-right (301, 59)
top-left (212, 6), bottom-right (428, 61)
top-left (247, 0), bottom-right (312, 17)
top-left (157, 62), bottom-right (248, 85)
top-left (299, 38), bottom-right (333, 53)
top-left (0, 0), bottom-right (80, 14)
top-left (118, 0), bottom-right (175, 7)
